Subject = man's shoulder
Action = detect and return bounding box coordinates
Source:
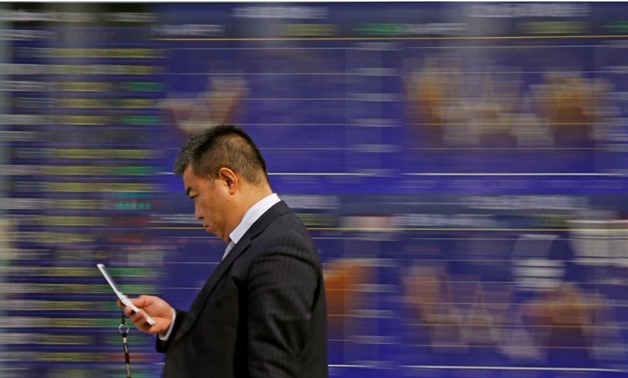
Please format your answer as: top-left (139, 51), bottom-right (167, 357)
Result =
top-left (245, 201), bottom-right (315, 249)
top-left (267, 208), bottom-right (309, 234)
top-left (254, 210), bottom-right (314, 246)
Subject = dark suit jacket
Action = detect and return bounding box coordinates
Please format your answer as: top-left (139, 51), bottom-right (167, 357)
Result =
top-left (157, 201), bottom-right (328, 378)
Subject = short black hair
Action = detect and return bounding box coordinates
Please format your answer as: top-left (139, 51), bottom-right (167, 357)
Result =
top-left (173, 125), bottom-right (268, 186)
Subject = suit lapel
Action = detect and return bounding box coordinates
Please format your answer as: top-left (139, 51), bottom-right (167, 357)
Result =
top-left (170, 201), bottom-right (291, 346)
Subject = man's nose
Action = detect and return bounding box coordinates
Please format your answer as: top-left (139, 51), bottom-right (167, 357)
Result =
top-left (194, 205), bottom-right (203, 220)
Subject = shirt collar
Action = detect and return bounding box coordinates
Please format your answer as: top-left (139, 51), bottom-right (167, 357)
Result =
top-left (228, 193), bottom-right (281, 246)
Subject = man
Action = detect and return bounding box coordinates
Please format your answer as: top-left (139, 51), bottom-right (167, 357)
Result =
top-left (120, 125), bottom-right (328, 377)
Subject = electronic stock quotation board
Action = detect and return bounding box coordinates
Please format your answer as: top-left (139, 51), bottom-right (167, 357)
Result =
top-left (1, 2), bottom-right (628, 377)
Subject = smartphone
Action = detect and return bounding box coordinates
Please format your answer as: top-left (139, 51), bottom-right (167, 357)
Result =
top-left (97, 263), bottom-right (156, 326)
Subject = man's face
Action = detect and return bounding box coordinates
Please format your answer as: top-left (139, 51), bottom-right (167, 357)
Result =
top-left (183, 165), bottom-right (231, 241)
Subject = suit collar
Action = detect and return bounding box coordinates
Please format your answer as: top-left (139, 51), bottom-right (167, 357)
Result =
top-left (171, 201), bottom-right (291, 346)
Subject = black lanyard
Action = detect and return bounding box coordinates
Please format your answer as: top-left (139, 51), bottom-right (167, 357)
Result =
top-left (119, 313), bottom-right (132, 378)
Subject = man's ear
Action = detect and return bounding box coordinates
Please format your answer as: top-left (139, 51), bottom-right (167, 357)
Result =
top-left (218, 167), bottom-right (238, 193)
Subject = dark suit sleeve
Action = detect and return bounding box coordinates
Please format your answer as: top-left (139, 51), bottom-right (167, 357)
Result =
top-left (246, 235), bottom-right (320, 377)
top-left (156, 309), bottom-right (186, 353)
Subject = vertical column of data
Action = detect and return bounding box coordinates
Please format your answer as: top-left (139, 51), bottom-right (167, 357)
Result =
top-left (596, 41), bottom-right (628, 175)
top-left (324, 233), bottom-right (401, 376)
top-left (346, 42), bottom-right (402, 187)
top-left (1, 9), bottom-right (166, 376)
top-left (0, 4), bottom-right (9, 376)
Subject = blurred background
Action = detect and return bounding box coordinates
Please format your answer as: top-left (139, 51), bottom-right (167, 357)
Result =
top-left (1, 2), bottom-right (628, 377)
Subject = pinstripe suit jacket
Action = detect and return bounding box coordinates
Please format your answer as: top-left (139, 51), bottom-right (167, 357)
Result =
top-left (157, 201), bottom-right (328, 378)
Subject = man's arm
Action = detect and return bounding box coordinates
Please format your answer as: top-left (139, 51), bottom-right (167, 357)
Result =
top-left (246, 239), bottom-right (320, 377)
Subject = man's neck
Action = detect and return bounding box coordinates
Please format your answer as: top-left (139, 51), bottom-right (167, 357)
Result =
top-left (227, 191), bottom-right (279, 246)
top-left (225, 185), bottom-right (273, 241)
top-left (242, 185), bottom-right (273, 211)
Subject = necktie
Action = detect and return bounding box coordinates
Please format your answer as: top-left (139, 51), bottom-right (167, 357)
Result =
top-left (222, 240), bottom-right (235, 260)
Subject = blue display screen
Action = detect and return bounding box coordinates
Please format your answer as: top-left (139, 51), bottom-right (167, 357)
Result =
top-left (1, 3), bottom-right (627, 377)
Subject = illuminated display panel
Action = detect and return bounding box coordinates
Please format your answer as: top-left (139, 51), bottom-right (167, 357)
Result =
top-left (1, 3), bottom-right (627, 377)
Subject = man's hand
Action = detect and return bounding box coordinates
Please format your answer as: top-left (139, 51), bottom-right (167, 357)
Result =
top-left (118, 295), bottom-right (174, 335)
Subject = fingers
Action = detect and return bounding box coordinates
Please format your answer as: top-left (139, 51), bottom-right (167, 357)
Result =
top-left (132, 295), bottom-right (148, 307)
top-left (123, 307), bottom-right (154, 331)
top-left (129, 310), bottom-right (150, 328)
top-left (115, 295), bottom-right (169, 334)
top-left (116, 299), bottom-right (145, 322)
top-left (117, 297), bottom-right (160, 332)
top-left (119, 303), bottom-right (137, 320)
